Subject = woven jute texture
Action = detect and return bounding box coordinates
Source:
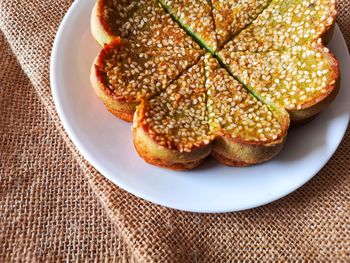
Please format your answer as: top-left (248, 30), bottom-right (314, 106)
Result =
top-left (0, 32), bottom-right (132, 262)
top-left (0, 0), bottom-right (349, 261)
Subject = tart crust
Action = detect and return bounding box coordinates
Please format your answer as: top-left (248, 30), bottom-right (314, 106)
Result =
top-left (212, 130), bottom-right (287, 166)
top-left (90, 39), bottom-right (136, 122)
top-left (133, 102), bottom-right (212, 170)
top-left (91, 1), bottom-right (116, 46)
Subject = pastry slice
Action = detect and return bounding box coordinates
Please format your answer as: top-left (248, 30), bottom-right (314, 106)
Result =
top-left (158, 0), bottom-right (217, 53)
top-left (133, 59), bottom-right (213, 170)
top-left (224, 0), bottom-right (337, 52)
top-left (91, 38), bottom-right (202, 121)
top-left (92, 0), bottom-right (204, 51)
top-left (204, 54), bottom-right (289, 166)
top-left (90, 0), bottom-right (203, 121)
top-left (218, 43), bottom-right (340, 121)
top-left (211, 0), bottom-right (270, 47)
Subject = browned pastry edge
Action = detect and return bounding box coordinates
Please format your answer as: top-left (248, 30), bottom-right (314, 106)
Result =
top-left (90, 39), bottom-right (136, 122)
top-left (133, 135), bottom-right (207, 170)
top-left (211, 151), bottom-right (254, 167)
top-left (211, 107), bottom-right (289, 166)
top-left (133, 119), bottom-right (288, 169)
top-left (90, 0), bottom-right (137, 122)
top-left (287, 3), bottom-right (338, 121)
top-left (320, 1), bottom-right (338, 45)
top-left (289, 75), bottom-right (340, 125)
top-left (91, 1), bottom-right (116, 46)
top-left (132, 100), bottom-right (289, 169)
top-left (290, 66), bottom-right (340, 127)
top-left (211, 133), bottom-right (286, 166)
top-left (132, 101), bottom-right (212, 170)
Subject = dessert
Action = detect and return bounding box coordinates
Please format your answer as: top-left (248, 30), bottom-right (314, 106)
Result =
top-left (91, 0), bottom-right (339, 169)
top-left (133, 54), bottom-right (289, 168)
top-left (133, 58), bottom-right (213, 169)
top-left (224, 0), bottom-right (337, 52)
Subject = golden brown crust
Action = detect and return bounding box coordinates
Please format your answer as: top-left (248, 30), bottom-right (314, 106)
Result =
top-left (133, 99), bottom-right (289, 169)
top-left (277, 3), bottom-right (338, 122)
top-left (133, 107), bottom-right (211, 170)
top-left (211, 111), bottom-right (288, 166)
top-left (211, 151), bottom-right (251, 167)
top-left (290, 3), bottom-right (338, 122)
top-left (211, 134), bottom-right (286, 166)
top-left (289, 77), bottom-right (340, 123)
top-left (91, 2), bottom-right (134, 120)
top-left (104, 106), bottom-right (134, 122)
top-left (319, 1), bottom-right (337, 45)
top-left (132, 101), bottom-right (212, 170)
top-left (90, 39), bottom-right (137, 122)
top-left (133, 135), bottom-right (207, 170)
top-left (91, 1), bottom-right (117, 46)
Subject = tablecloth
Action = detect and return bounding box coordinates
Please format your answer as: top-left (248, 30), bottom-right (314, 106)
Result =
top-left (1, 0), bottom-right (349, 261)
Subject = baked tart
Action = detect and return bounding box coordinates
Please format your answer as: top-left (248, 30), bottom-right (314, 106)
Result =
top-left (91, 0), bottom-right (339, 169)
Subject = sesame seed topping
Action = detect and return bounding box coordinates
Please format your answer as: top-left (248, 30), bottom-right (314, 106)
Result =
top-left (141, 60), bottom-right (214, 152)
top-left (159, 0), bottom-right (218, 51)
top-left (97, 0), bottom-right (337, 153)
top-left (212, 0), bottom-right (270, 47)
top-left (205, 54), bottom-right (285, 142)
top-left (219, 44), bottom-right (334, 110)
top-left (222, 0), bottom-right (337, 52)
top-left (101, 0), bottom-right (203, 102)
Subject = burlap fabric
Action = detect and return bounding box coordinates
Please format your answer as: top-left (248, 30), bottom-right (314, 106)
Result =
top-left (0, 0), bottom-right (349, 261)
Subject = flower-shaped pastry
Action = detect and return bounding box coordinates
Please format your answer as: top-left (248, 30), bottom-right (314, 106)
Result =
top-left (91, 0), bottom-right (339, 170)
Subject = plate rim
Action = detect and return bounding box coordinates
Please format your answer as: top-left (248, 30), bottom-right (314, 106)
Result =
top-left (50, 0), bottom-right (350, 213)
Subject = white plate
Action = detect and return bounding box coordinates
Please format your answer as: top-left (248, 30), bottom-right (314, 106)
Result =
top-left (51, 0), bottom-right (350, 213)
